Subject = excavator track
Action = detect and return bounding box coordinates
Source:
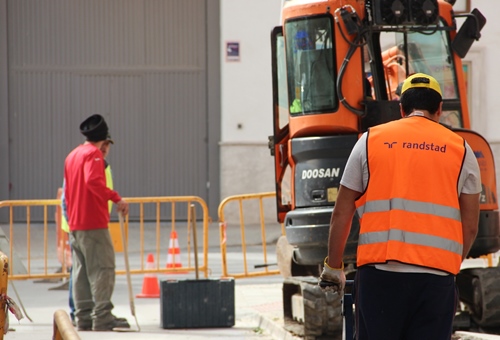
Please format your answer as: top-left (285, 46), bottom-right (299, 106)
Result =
top-left (283, 276), bottom-right (342, 340)
top-left (457, 266), bottom-right (500, 330)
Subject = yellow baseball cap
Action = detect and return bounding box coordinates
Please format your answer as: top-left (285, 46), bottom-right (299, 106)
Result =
top-left (400, 73), bottom-right (442, 96)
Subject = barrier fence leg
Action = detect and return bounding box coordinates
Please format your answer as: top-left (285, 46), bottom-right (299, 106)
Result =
top-left (53, 309), bottom-right (80, 340)
top-left (0, 252), bottom-right (7, 339)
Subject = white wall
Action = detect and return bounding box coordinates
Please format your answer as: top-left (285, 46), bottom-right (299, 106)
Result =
top-left (465, 1), bottom-right (500, 197)
top-left (465, 1), bottom-right (499, 141)
top-left (220, 0), bottom-right (282, 143)
top-left (219, 0), bottom-right (282, 221)
top-left (219, 0), bottom-right (282, 223)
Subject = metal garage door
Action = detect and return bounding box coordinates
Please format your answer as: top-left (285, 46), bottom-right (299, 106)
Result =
top-left (4, 0), bottom-right (220, 221)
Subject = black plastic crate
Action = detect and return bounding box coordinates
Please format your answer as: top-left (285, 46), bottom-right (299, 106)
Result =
top-left (160, 278), bottom-right (235, 328)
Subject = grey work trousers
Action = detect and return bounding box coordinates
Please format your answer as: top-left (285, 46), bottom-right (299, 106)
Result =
top-left (70, 229), bottom-right (116, 329)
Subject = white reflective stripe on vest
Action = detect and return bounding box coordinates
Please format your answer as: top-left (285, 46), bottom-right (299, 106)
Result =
top-left (356, 198), bottom-right (461, 221)
top-left (358, 229), bottom-right (463, 256)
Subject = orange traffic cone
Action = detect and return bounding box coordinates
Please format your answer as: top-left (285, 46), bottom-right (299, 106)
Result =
top-left (136, 253), bottom-right (160, 298)
top-left (166, 230), bottom-right (186, 272)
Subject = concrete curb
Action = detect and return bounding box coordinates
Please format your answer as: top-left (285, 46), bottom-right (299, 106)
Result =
top-left (250, 313), bottom-right (301, 340)
top-left (455, 332), bottom-right (500, 340)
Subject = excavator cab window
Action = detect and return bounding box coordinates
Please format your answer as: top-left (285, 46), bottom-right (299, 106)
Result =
top-left (375, 21), bottom-right (464, 128)
top-left (273, 27), bottom-right (289, 131)
top-left (284, 15), bottom-right (337, 116)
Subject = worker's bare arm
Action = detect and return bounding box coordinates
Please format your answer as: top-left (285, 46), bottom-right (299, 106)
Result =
top-left (459, 192), bottom-right (480, 260)
top-left (326, 185), bottom-right (361, 269)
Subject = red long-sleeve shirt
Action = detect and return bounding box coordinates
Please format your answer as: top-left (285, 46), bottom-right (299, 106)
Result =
top-left (64, 143), bottom-right (121, 231)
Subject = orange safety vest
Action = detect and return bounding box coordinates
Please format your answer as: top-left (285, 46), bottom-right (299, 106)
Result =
top-left (355, 116), bottom-right (466, 275)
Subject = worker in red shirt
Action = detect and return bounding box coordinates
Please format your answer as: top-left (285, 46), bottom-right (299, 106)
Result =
top-left (64, 114), bottom-right (130, 332)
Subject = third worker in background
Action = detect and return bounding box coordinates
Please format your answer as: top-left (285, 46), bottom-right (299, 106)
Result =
top-left (61, 131), bottom-right (116, 325)
top-left (320, 73), bottom-right (481, 340)
top-left (63, 114), bottom-right (130, 332)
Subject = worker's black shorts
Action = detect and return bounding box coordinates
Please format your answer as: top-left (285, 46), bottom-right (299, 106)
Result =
top-left (354, 265), bottom-right (457, 340)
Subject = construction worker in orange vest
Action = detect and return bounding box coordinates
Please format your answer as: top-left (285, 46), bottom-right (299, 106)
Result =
top-left (320, 73), bottom-right (481, 339)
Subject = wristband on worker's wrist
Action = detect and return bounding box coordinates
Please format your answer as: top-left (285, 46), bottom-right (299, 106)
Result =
top-left (324, 256), bottom-right (344, 271)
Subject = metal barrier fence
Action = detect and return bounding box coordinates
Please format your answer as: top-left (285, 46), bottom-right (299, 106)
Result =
top-left (0, 196), bottom-right (209, 280)
top-left (218, 192), bottom-right (285, 279)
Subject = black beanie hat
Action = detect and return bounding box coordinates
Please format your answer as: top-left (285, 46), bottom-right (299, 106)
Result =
top-left (80, 114), bottom-right (109, 142)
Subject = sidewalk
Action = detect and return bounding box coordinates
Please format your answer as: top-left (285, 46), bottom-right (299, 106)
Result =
top-left (2, 222), bottom-right (500, 340)
top-left (4, 276), bottom-right (294, 340)
top-left (5, 276), bottom-right (500, 340)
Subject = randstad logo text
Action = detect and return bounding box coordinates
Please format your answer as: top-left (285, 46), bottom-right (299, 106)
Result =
top-left (401, 142), bottom-right (447, 153)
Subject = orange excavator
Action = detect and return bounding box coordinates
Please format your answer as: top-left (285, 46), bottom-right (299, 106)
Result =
top-left (269, 0), bottom-right (499, 338)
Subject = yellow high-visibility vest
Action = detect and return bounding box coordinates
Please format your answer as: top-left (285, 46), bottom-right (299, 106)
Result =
top-left (61, 164), bottom-right (114, 233)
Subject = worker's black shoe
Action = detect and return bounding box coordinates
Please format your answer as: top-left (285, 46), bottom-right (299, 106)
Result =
top-left (76, 317), bottom-right (92, 331)
top-left (113, 315), bottom-right (128, 323)
top-left (93, 318), bottom-right (130, 331)
top-left (76, 323), bottom-right (92, 331)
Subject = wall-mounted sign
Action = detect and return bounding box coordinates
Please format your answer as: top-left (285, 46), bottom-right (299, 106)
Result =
top-left (226, 41), bottom-right (240, 62)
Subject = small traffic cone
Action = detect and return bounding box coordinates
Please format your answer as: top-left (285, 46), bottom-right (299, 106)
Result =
top-left (136, 253), bottom-right (160, 298)
top-left (166, 230), bottom-right (187, 273)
